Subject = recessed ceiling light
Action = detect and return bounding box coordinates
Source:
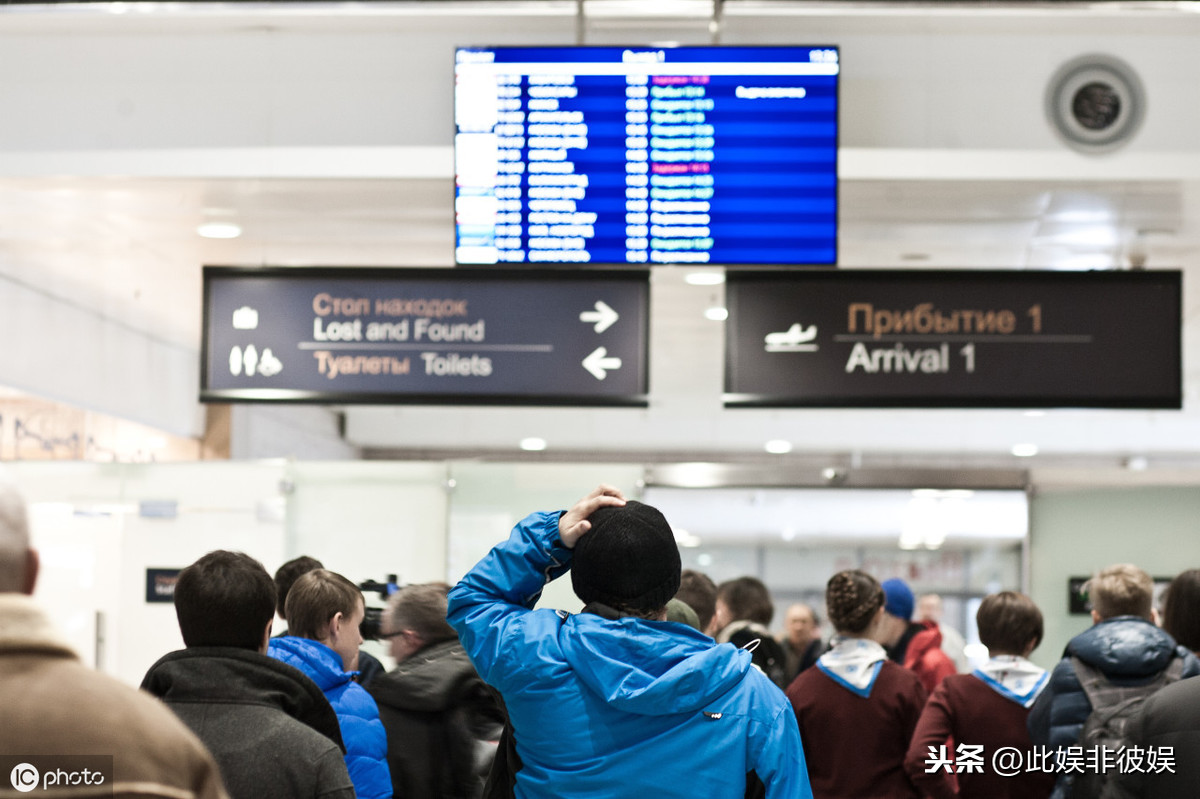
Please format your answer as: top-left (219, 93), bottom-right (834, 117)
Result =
top-left (197, 222), bottom-right (242, 239)
top-left (519, 437), bottom-right (547, 452)
top-left (685, 272), bottom-right (725, 286)
top-left (704, 306), bottom-right (729, 321)
top-left (1011, 443), bottom-right (1039, 457)
top-left (764, 439), bottom-right (792, 454)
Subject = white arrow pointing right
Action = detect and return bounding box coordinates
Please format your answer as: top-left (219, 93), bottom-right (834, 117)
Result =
top-left (582, 347), bottom-right (622, 381)
top-left (579, 300), bottom-right (619, 334)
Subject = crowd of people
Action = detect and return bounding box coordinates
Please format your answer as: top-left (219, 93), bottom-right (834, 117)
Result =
top-left (4, 480), bottom-right (1200, 798)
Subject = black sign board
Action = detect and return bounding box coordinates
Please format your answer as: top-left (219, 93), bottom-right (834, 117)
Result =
top-left (202, 267), bottom-right (649, 406)
top-left (145, 568), bottom-right (182, 604)
top-left (725, 269), bottom-right (1181, 408)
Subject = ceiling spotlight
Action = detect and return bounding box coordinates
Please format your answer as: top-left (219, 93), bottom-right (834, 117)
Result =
top-left (1011, 443), bottom-right (1039, 458)
top-left (685, 272), bottom-right (725, 286)
top-left (519, 437), bottom-right (547, 452)
top-left (764, 439), bottom-right (792, 455)
top-left (197, 222), bottom-right (242, 239)
top-left (704, 306), bottom-right (729, 321)
top-left (821, 466), bottom-right (846, 484)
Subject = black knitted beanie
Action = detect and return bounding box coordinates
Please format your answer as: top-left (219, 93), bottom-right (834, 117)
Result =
top-left (571, 500), bottom-right (682, 613)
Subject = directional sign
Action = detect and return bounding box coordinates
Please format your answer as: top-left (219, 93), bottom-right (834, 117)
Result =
top-left (202, 267), bottom-right (649, 406)
top-left (725, 269), bottom-right (1181, 408)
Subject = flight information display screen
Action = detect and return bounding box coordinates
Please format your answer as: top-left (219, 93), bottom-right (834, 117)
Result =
top-left (455, 46), bottom-right (839, 266)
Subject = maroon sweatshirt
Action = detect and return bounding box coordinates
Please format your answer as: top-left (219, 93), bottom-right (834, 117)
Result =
top-left (904, 673), bottom-right (1056, 799)
top-left (787, 659), bottom-right (927, 798)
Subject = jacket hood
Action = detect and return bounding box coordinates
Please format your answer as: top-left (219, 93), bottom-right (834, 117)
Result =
top-left (368, 639), bottom-right (478, 713)
top-left (1067, 616), bottom-right (1182, 678)
top-left (907, 620), bottom-right (944, 659)
top-left (557, 613), bottom-right (751, 715)
top-left (142, 646), bottom-right (345, 752)
top-left (267, 635), bottom-right (354, 692)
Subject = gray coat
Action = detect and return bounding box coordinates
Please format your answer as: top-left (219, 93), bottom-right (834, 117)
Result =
top-left (142, 647), bottom-right (355, 799)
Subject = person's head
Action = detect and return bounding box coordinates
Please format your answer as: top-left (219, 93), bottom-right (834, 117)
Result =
top-left (712, 576), bottom-right (775, 633)
top-left (666, 597), bottom-right (702, 630)
top-left (383, 582), bottom-right (456, 663)
top-left (570, 499), bottom-right (681, 621)
top-left (976, 591), bottom-right (1043, 658)
top-left (784, 603), bottom-right (819, 646)
top-left (677, 569), bottom-right (718, 632)
top-left (1086, 563), bottom-right (1154, 622)
top-left (273, 555), bottom-right (324, 621)
top-left (0, 482), bottom-right (36, 596)
top-left (881, 578), bottom-right (915, 622)
top-left (1161, 569), bottom-right (1200, 653)
top-left (878, 578), bottom-right (915, 645)
top-left (825, 570), bottom-right (886, 640)
top-left (285, 568), bottom-right (365, 671)
top-left (174, 550), bottom-right (276, 653)
top-left (916, 593), bottom-right (943, 623)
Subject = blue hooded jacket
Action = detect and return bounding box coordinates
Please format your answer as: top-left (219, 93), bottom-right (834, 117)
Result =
top-left (448, 510), bottom-right (812, 799)
top-left (269, 635), bottom-right (392, 799)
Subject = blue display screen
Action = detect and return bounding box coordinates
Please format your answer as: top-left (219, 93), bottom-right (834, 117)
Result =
top-left (455, 46), bottom-right (839, 266)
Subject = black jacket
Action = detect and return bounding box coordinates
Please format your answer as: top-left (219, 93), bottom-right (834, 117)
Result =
top-left (142, 647), bottom-right (355, 799)
top-left (369, 639), bottom-right (505, 799)
top-left (1103, 676), bottom-right (1200, 799)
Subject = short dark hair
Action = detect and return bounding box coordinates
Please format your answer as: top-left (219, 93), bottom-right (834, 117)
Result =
top-left (385, 582), bottom-right (456, 646)
top-left (1162, 569), bottom-right (1200, 653)
top-left (285, 569), bottom-right (362, 641)
top-left (676, 569), bottom-right (718, 631)
top-left (273, 556), bottom-right (324, 620)
top-left (976, 591), bottom-right (1043, 655)
top-left (716, 576), bottom-right (774, 627)
top-left (174, 550), bottom-right (276, 650)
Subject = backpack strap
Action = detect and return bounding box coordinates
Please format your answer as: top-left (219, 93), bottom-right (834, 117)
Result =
top-left (1071, 654), bottom-right (1185, 721)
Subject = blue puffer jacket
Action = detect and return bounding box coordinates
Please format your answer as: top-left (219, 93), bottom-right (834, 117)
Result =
top-left (269, 636), bottom-right (392, 799)
top-left (1027, 616), bottom-right (1199, 798)
top-left (447, 510), bottom-right (812, 799)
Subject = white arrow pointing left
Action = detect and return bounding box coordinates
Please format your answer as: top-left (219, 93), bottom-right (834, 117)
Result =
top-left (582, 347), bottom-right (622, 381)
top-left (579, 300), bottom-right (619, 334)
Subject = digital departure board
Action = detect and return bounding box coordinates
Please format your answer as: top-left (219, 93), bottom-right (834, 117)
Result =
top-left (455, 46), bottom-right (839, 266)
top-left (725, 269), bottom-right (1181, 409)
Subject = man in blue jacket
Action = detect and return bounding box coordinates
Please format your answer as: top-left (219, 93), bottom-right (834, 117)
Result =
top-left (270, 568), bottom-right (392, 799)
top-left (447, 485), bottom-right (812, 799)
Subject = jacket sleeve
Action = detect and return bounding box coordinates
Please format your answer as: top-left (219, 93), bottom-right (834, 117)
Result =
top-left (1028, 658), bottom-right (1090, 750)
top-left (904, 681), bottom-right (958, 799)
top-left (447, 510), bottom-right (572, 692)
top-left (752, 700), bottom-right (814, 799)
top-left (313, 746), bottom-right (358, 799)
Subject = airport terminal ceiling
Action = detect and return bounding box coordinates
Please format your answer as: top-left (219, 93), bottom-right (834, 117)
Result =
top-left (0, 1), bottom-right (1199, 476)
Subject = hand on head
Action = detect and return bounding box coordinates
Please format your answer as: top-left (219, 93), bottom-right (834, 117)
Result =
top-left (559, 485), bottom-right (626, 548)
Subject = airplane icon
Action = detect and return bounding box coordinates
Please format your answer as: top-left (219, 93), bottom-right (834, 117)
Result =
top-left (764, 323), bottom-right (819, 352)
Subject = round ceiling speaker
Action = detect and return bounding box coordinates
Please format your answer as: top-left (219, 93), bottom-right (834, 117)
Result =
top-left (1045, 54), bottom-right (1145, 154)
